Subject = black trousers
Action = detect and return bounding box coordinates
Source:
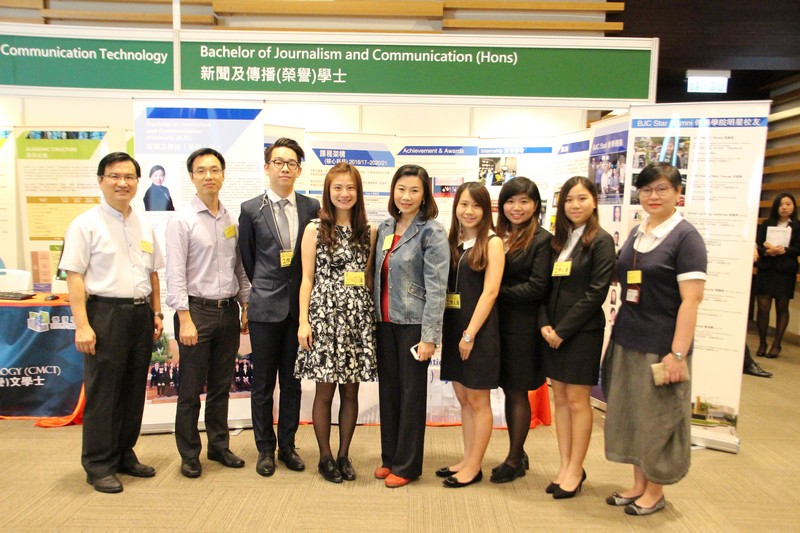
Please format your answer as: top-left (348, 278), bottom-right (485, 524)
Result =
top-left (376, 322), bottom-right (430, 479)
top-left (174, 301), bottom-right (240, 460)
top-left (82, 301), bottom-right (153, 479)
top-left (249, 318), bottom-right (301, 453)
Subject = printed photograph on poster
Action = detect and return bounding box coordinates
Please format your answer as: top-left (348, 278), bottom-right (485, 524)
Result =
top-left (478, 156), bottom-right (517, 186)
top-left (631, 135), bottom-right (690, 170)
top-left (142, 163), bottom-right (176, 212)
top-left (147, 333), bottom-right (253, 405)
top-left (589, 153), bottom-right (626, 204)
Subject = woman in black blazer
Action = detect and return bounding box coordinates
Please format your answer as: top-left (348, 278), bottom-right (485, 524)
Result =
top-left (539, 176), bottom-right (614, 499)
top-left (490, 178), bottom-right (552, 484)
top-left (754, 193), bottom-right (800, 358)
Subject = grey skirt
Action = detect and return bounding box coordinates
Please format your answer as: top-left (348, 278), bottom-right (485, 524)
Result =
top-left (603, 343), bottom-right (691, 485)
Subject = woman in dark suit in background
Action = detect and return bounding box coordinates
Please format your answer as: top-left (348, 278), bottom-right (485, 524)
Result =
top-left (490, 177), bottom-right (552, 483)
top-left (539, 176), bottom-right (615, 499)
top-left (754, 193), bottom-right (800, 358)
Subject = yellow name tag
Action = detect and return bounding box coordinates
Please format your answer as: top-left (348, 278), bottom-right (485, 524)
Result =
top-left (141, 240), bottom-right (153, 254)
top-left (224, 225), bottom-right (237, 239)
top-left (627, 270), bottom-right (643, 284)
top-left (280, 249), bottom-right (293, 267)
top-left (552, 261), bottom-right (572, 277)
top-left (446, 293), bottom-right (461, 309)
top-left (344, 272), bottom-right (365, 286)
top-left (382, 234), bottom-right (394, 251)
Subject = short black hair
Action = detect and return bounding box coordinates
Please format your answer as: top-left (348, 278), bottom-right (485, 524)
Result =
top-left (635, 162), bottom-right (681, 190)
top-left (264, 137), bottom-right (305, 164)
top-left (97, 152), bottom-right (141, 177)
top-left (186, 147), bottom-right (226, 174)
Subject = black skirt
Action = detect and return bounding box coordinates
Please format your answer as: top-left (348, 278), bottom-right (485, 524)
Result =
top-left (543, 328), bottom-right (603, 386)
top-left (754, 269), bottom-right (796, 299)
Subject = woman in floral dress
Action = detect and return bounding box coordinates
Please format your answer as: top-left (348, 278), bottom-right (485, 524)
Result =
top-left (295, 163), bottom-right (378, 484)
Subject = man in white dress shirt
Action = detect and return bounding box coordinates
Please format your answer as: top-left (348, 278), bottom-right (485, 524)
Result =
top-left (60, 152), bottom-right (164, 494)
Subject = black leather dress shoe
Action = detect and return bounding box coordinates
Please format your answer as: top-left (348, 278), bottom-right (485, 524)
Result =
top-left (208, 448), bottom-right (245, 468)
top-left (319, 459), bottom-right (343, 483)
top-left (118, 461), bottom-right (156, 478)
top-left (86, 474), bottom-right (123, 494)
top-left (443, 470), bottom-right (483, 488)
top-left (337, 457), bottom-right (356, 481)
top-left (256, 450), bottom-right (275, 477)
top-left (489, 462), bottom-right (525, 483)
top-left (278, 448), bottom-right (305, 471)
top-left (744, 360), bottom-right (772, 378)
top-left (181, 458), bottom-right (202, 478)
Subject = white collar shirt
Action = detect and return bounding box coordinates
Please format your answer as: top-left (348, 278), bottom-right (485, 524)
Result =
top-left (165, 196), bottom-right (251, 310)
top-left (59, 198), bottom-right (164, 298)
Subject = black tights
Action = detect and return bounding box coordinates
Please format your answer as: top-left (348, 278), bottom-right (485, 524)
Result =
top-left (502, 389), bottom-right (531, 467)
top-left (312, 382), bottom-right (359, 462)
top-left (756, 295), bottom-right (790, 353)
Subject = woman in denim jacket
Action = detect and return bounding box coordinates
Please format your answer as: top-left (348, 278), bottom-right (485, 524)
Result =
top-left (373, 164), bottom-right (449, 488)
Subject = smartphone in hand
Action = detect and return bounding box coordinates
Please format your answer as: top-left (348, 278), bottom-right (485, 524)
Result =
top-left (410, 343), bottom-right (420, 360)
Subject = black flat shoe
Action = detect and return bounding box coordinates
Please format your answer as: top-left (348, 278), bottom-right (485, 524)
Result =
top-left (756, 351), bottom-right (766, 357)
top-left (443, 470), bottom-right (483, 488)
top-left (318, 459), bottom-right (343, 483)
top-left (337, 456), bottom-right (356, 481)
top-left (492, 451), bottom-right (529, 474)
top-left (544, 482), bottom-right (560, 494)
top-left (435, 466), bottom-right (458, 478)
top-left (490, 462), bottom-right (525, 483)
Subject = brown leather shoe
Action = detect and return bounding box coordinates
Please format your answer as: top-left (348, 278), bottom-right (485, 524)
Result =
top-left (86, 474), bottom-right (123, 494)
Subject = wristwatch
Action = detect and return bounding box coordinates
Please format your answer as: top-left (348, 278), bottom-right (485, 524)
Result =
top-left (671, 351), bottom-right (685, 361)
top-left (462, 332), bottom-right (474, 343)
top-left (154, 312), bottom-right (164, 319)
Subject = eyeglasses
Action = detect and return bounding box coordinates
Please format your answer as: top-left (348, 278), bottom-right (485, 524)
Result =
top-left (638, 184), bottom-right (673, 197)
top-left (192, 168), bottom-right (223, 177)
top-left (103, 174), bottom-right (139, 183)
top-left (269, 159), bottom-right (300, 170)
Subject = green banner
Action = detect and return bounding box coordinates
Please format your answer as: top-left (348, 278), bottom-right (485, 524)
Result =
top-left (17, 132), bottom-right (104, 160)
top-left (181, 42), bottom-right (651, 99)
top-left (0, 34), bottom-right (172, 90)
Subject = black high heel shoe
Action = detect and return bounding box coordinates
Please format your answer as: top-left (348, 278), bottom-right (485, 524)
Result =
top-left (544, 482), bottom-right (560, 494)
top-left (552, 469), bottom-right (586, 500)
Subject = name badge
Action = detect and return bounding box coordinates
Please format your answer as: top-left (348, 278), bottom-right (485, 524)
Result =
top-left (344, 272), bottom-right (365, 286)
top-left (382, 234), bottom-right (394, 251)
top-left (552, 261), bottom-right (572, 277)
top-left (224, 225), bottom-right (237, 239)
top-left (141, 240), bottom-right (153, 254)
top-left (280, 249), bottom-right (293, 268)
top-left (446, 293), bottom-right (461, 309)
top-left (626, 286), bottom-right (641, 304)
top-left (627, 270), bottom-right (642, 284)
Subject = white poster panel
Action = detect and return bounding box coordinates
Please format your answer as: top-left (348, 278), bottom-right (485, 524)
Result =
top-left (628, 101), bottom-right (770, 452)
top-left (15, 128), bottom-right (108, 290)
top-left (0, 128), bottom-right (17, 269)
top-left (304, 132), bottom-right (395, 226)
top-left (476, 139), bottom-right (554, 215)
top-left (133, 101), bottom-right (265, 432)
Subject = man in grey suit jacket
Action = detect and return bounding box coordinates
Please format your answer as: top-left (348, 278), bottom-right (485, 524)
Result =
top-left (238, 138), bottom-right (320, 477)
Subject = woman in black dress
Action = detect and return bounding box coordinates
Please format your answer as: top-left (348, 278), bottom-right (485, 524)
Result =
top-left (490, 177), bottom-right (551, 483)
top-left (539, 176), bottom-right (614, 499)
top-left (754, 193), bottom-right (800, 358)
top-left (438, 182), bottom-right (505, 488)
